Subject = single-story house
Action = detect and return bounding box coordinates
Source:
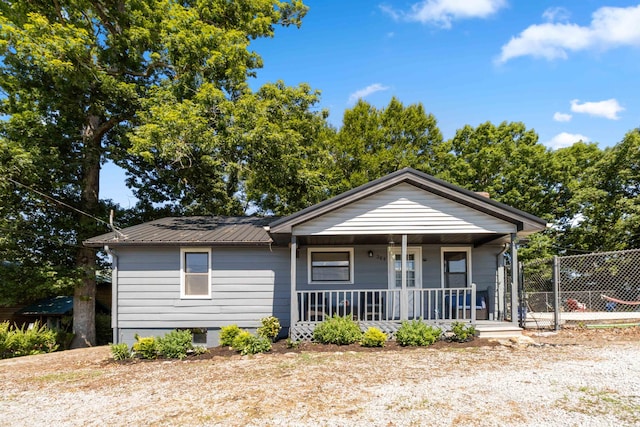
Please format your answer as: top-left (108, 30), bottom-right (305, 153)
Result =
top-left (84, 168), bottom-right (547, 346)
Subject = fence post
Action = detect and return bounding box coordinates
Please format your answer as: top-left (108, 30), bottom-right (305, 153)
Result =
top-left (553, 255), bottom-right (560, 331)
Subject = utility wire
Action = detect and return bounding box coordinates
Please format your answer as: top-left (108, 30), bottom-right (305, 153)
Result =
top-left (6, 177), bottom-right (120, 232)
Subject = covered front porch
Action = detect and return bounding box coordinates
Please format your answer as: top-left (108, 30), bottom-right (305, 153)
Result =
top-left (266, 169), bottom-right (547, 341)
top-left (291, 285), bottom-right (487, 341)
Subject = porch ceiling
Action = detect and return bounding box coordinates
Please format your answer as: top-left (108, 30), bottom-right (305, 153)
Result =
top-left (289, 233), bottom-right (510, 247)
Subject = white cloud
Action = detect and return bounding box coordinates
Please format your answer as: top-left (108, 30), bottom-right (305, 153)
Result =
top-left (545, 132), bottom-right (590, 149)
top-left (570, 98), bottom-right (624, 120)
top-left (381, 0), bottom-right (507, 28)
top-left (542, 7), bottom-right (570, 23)
top-left (348, 83), bottom-right (389, 104)
top-left (498, 5), bottom-right (640, 63)
top-left (553, 112), bottom-right (572, 122)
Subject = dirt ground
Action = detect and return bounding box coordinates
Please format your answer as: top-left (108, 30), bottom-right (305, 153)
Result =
top-left (1, 325), bottom-right (639, 426)
top-left (1, 325), bottom-right (639, 375)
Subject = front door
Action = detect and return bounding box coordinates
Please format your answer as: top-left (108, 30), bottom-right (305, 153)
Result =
top-left (388, 247), bottom-right (422, 319)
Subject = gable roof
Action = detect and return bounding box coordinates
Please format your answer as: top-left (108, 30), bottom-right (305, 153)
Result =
top-left (269, 168), bottom-right (547, 234)
top-left (83, 216), bottom-right (273, 247)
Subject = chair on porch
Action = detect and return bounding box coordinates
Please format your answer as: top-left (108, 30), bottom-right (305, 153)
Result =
top-left (360, 291), bottom-right (384, 321)
top-left (303, 292), bottom-right (328, 321)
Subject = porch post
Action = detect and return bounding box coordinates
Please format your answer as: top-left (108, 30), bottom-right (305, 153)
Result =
top-left (401, 234), bottom-right (408, 320)
top-left (510, 233), bottom-right (519, 326)
top-left (289, 236), bottom-right (297, 334)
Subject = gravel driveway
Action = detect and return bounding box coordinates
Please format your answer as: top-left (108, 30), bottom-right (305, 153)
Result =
top-left (1, 329), bottom-right (639, 426)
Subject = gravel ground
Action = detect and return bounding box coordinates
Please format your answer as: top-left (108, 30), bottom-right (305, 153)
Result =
top-left (1, 328), bottom-right (639, 426)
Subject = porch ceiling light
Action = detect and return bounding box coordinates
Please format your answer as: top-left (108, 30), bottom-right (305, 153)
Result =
top-left (368, 250), bottom-right (373, 258)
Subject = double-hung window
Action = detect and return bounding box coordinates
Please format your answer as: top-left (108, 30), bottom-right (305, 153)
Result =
top-left (308, 248), bottom-right (354, 284)
top-left (181, 248), bottom-right (211, 298)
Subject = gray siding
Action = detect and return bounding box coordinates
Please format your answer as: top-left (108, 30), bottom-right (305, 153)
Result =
top-left (296, 244), bottom-right (504, 291)
top-left (116, 246), bottom-right (290, 331)
top-left (294, 183), bottom-right (516, 236)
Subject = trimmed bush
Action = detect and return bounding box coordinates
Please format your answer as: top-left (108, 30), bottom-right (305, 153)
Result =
top-left (448, 321), bottom-right (477, 342)
top-left (219, 324), bottom-right (243, 347)
top-left (110, 342), bottom-right (132, 360)
top-left (232, 331), bottom-right (272, 355)
top-left (132, 334), bottom-right (158, 359)
top-left (0, 321), bottom-right (58, 359)
top-left (395, 320), bottom-right (441, 347)
top-left (360, 327), bottom-right (387, 347)
top-left (157, 329), bottom-right (193, 360)
top-left (257, 316), bottom-right (281, 341)
top-left (313, 315), bottom-right (362, 345)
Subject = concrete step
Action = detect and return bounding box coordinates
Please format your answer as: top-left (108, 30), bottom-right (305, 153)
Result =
top-left (476, 324), bottom-right (523, 339)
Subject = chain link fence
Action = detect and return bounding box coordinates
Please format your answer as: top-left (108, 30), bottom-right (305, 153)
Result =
top-left (522, 249), bottom-right (640, 329)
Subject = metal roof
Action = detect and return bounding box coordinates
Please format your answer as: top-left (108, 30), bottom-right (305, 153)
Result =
top-left (18, 296), bottom-right (73, 316)
top-left (83, 216), bottom-right (274, 247)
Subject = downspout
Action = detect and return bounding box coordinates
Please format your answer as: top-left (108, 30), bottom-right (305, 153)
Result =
top-left (496, 243), bottom-right (509, 321)
top-left (104, 245), bottom-right (119, 344)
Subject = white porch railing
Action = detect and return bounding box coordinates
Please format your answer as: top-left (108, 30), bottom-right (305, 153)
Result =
top-left (295, 284), bottom-right (479, 324)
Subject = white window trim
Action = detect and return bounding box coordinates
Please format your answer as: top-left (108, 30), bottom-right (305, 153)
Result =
top-left (180, 248), bottom-right (212, 299)
top-left (388, 246), bottom-right (423, 289)
top-left (307, 247), bottom-right (354, 285)
top-left (440, 247), bottom-right (472, 289)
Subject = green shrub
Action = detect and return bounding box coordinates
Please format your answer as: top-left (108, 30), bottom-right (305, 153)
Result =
top-left (286, 338), bottom-right (301, 349)
top-left (219, 324), bottom-right (243, 347)
top-left (110, 342), bottom-right (132, 360)
top-left (257, 316), bottom-right (281, 341)
top-left (0, 321), bottom-right (58, 358)
top-left (157, 330), bottom-right (193, 360)
top-left (360, 327), bottom-right (387, 347)
top-left (0, 321), bottom-right (10, 357)
top-left (395, 320), bottom-right (441, 347)
top-left (192, 345), bottom-right (208, 355)
top-left (313, 315), bottom-right (362, 345)
top-left (132, 334), bottom-right (158, 359)
top-left (448, 321), bottom-right (476, 342)
top-left (232, 331), bottom-right (272, 355)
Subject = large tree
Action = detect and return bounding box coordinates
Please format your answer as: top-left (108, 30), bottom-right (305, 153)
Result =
top-left (327, 97), bottom-right (448, 194)
top-left (0, 0), bottom-right (308, 347)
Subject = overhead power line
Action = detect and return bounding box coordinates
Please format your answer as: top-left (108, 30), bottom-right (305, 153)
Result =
top-left (6, 177), bottom-right (118, 231)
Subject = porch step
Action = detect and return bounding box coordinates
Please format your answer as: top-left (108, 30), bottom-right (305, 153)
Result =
top-left (475, 323), bottom-right (522, 339)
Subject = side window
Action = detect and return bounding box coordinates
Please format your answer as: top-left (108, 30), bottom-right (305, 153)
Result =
top-left (181, 249), bottom-right (211, 298)
top-left (308, 248), bottom-right (354, 284)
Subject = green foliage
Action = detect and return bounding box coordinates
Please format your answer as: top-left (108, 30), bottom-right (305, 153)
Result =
top-left (286, 338), bottom-right (301, 349)
top-left (192, 345), bottom-right (208, 356)
top-left (327, 97), bottom-right (448, 195)
top-left (157, 330), bottom-right (194, 360)
top-left (395, 320), bottom-right (442, 347)
top-left (360, 327), bottom-right (387, 347)
top-left (219, 324), bottom-right (244, 347)
top-left (0, 321), bottom-right (58, 359)
top-left (132, 334), bottom-right (158, 360)
top-left (312, 315), bottom-right (362, 345)
top-left (232, 331), bottom-right (272, 355)
top-left (257, 316), bottom-right (281, 341)
top-left (0, 0), bottom-right (310, 346)
top-left (110, 343), bottom-right (132, 361)
top-left (448, 322), bottom-right (477, 343)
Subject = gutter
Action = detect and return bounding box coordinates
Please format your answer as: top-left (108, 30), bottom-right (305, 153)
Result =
top-left (104, 245), bottom-right (119, 344)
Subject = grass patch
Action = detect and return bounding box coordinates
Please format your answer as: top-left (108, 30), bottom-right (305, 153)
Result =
top-left (557, 385), bottom-right (640, 424)
top-left (33, 370), bottom-right (104, 383)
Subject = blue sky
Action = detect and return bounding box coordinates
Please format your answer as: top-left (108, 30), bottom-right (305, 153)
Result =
top-left (102, 0), bottom-right (640, 207)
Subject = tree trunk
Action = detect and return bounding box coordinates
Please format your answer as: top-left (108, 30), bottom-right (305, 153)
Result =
top-left (71, 116), bottom-right (103, 348)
